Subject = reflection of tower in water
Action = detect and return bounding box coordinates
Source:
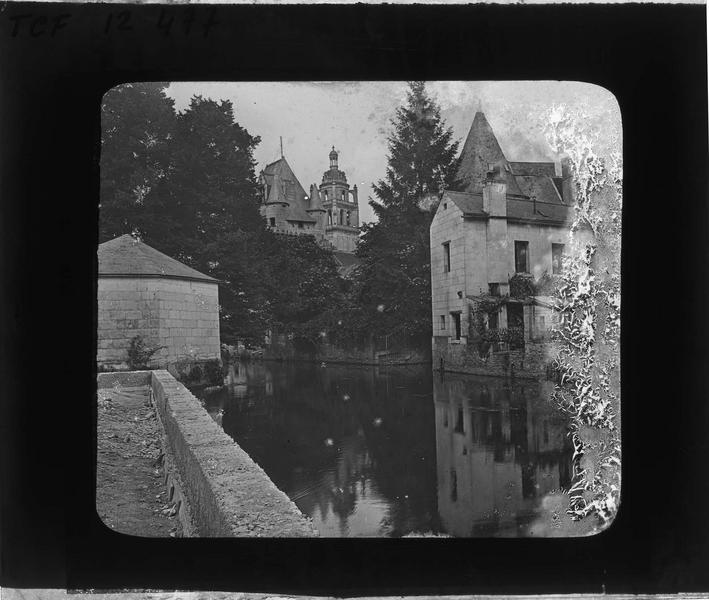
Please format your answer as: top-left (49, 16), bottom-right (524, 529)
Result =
top-left (434, 374), bottom-right (573, 537)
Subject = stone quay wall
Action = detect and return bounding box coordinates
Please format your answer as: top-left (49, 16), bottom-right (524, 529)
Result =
top-left (433, 336), bottom-right (556, 379)
top-left (149, 370), bottom-right (317, 537)
top-left (97, 277), bottom-right (220, 371)
top-left (264, 337), bottom-right (430, 366)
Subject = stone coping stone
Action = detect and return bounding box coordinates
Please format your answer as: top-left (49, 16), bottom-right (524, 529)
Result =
top-left (149, 370), bottom-right (317, 538)
top-left (97, 371), bottom-right (152, 389)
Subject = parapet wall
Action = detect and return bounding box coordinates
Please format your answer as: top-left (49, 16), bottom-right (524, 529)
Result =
top-left (149, 370), bottom-right (317, 537)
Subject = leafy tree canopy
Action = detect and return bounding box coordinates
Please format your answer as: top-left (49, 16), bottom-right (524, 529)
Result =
top-left (100, 83), bottom-right (345, 347)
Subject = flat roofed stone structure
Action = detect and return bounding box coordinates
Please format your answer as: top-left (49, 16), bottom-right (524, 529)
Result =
top-left (97, 234), bottom-right (220, 371)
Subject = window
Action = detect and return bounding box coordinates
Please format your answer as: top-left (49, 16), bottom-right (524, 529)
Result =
top-left (440, 315), bottom-right (446, 330)
top-left (443, 242), bottom-right (451, 273)
top-left (298, 222), bottom-right (304, 229)
top-left (514, 241), bottom-right (529, 273)
top-left (269, 217), bottom-right (275, 227)
top-left (327, 211), bottom-right (332, 225)
top-left (488, 283), bottom-right (500, 296)
top-left (488, 310), bottom-right (498, 330)
top-left (552, 243), bottom-right (565, 275)
top-left (346, 211), bottom-right (351, 226)
top-left (341, 190), bottom-right (345, 201)
top-left (451, 312), bottom-right (461, 340)
top-left (455, 406), bottom-right (465, 433)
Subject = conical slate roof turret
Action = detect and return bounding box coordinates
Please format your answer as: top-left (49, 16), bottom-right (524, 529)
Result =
top-left (456, 112), bottom-right (522, 195)
top-left (307, 183), bottom-right (325, 212)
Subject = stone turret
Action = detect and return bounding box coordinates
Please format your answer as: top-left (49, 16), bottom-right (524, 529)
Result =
top-left (318, 147), bottom-right (360, 253)
top-left (307, 183), bottom-right (327, 229)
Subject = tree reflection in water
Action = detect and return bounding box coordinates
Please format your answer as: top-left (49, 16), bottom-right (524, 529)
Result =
top-left (192, 361), bottom-right (573, 537)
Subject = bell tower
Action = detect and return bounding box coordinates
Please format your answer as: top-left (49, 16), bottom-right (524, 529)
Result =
top-left (318, 147), bottom-right (359, 253)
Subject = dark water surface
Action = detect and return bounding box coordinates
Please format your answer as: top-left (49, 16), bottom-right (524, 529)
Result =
top-left (192, 360), bottom-right (573, 538)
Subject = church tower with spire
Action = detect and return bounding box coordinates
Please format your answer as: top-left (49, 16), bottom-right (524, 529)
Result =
top-left (314, 147), bottom-right (360, 253)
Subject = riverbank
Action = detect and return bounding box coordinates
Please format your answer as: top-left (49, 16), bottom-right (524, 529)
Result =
top-left (96, 383), bottom-right (181, 537)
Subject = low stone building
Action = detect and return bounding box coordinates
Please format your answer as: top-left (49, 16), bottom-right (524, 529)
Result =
top-left (430, 111), bottom-right (589, 378)
top-left (97, 234), bottom-right (221, 372)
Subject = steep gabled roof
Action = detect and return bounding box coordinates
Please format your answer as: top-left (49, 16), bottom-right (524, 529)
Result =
top-left (514, 175), bottom-right (564, 204)
top-left (509, 162), bottom-right (557, 178)
top-left (261, 157), bottom-right (309, 207)
top-left (441, 190), bottom-right (571, 226)
top-left (285, 205), bottom-right (317, 223)
top-left (98, 234), bottom-right (217, 283)
top-left (443, 190), bottom-right (484, 216)
top-left (506, 197), bottom-right (572, 225)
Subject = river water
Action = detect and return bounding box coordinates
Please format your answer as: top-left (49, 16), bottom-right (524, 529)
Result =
top-left (192, 360), bottom-right (574, 538)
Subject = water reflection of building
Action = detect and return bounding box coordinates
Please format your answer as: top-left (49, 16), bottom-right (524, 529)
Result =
top-left (434, 373), bottom-right (572, 537)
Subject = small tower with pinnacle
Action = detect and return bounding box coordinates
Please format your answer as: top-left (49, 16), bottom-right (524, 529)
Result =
top-left (314, 147), bottom-right (359, 253)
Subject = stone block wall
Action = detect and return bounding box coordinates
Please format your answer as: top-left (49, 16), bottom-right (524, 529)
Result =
top-left (154, 278), bottom-right (220, 366)
top-left (507, 222), bottom-right (570, 279)
top-left (97, 278), bottom-right (162, 368)
top-left (430, 201), bottom-right (468, 338)
top-left (150, 370), bottom-right (317, 537)
top-left (433, 335), bottom-right (557, 379)
top-left (97, 277), bottom-right (220, 370)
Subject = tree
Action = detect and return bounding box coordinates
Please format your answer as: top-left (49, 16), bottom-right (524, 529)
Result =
top-left (263, 234), bottom-right (345, 340)
top-left (140, 95), bottom-right (264, 263)
top-left (353, 81), bottom-right (460, 341)
top-left (99, 82), bottom-right (176, 243)
top-left (100, 87), bottom-right (271, 345)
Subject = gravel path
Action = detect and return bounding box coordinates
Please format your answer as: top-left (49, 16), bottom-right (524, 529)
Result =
top-left (96, 384), bottom-right (181, 537)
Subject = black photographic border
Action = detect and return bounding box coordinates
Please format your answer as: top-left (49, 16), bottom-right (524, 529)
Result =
top-left (1, 2), bottom-right (708, 595)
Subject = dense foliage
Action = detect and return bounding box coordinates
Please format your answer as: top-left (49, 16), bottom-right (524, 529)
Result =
top-left (100, 83), bottom-right (342, 345)
top-left (351, 81), bottom-right (461, 341)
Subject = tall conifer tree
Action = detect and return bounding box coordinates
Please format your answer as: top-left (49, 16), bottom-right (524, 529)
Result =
top-left (353, 81), bottom-right (460, 341)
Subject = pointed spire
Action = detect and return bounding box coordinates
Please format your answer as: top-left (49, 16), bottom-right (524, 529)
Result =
top-left (280, 136), bottom-right (284, 158)
top-left (455, 111), bottom-right (521, 195)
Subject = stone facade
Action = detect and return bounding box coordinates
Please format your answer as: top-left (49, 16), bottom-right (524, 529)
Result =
top-left (97, 277), bottom-right (220, 370)
top-left (429, 111), bottom-right (579, 377)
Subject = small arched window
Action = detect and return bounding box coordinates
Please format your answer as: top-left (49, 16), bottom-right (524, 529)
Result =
top-left (328, 211), bottom-right (332, 226)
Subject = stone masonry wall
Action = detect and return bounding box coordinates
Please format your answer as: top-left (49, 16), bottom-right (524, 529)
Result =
top-left (430, 201), bottom-right (468, 337)
top-left (433, 336), bottom-right (557, 379)
top-left (97, 277), bottom-right (220, 370)
top-left (97, 278), bottom-right (161, 368)
top-left (153, 278), bottom-right (220, 367)
top-left (150, 370), bottom-right (318, 537)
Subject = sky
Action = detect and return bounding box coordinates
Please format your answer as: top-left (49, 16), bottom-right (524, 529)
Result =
top-left (166, 81), bottom-right (620, 225)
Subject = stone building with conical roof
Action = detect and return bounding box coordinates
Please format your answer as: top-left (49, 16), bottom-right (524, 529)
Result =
top-left (430, 111), bottom-right (587, 377)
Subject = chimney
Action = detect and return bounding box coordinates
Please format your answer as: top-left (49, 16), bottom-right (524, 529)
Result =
top-left (483, 162), bottom-right (507, 217)
top-left (561, 156), bottom-right (574, 204)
